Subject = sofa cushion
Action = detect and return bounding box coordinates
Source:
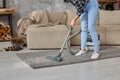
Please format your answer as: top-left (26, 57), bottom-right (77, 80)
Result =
top-left (65, 10), bottom-right (80, 25)
top-left (46, 11), bottom-right (67, 25)
top-left (102, 25), bottom-right (120, 45)
top-left (99, 10), bottom-right (120, 25)
top-left (29, 10), bottom-right (48, 24)
top-left (26, 25), bottom-right (68, 49)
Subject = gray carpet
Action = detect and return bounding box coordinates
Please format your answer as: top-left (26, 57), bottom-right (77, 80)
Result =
top-left (16, 46), bottom-right (120, 69)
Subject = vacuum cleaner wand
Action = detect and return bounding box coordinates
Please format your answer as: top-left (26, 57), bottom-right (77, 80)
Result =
top-left (57, 26), bottom-right (73, 56)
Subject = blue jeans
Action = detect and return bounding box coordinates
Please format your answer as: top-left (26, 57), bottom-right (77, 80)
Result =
top-left (80, 0), bottom-right (99, 53)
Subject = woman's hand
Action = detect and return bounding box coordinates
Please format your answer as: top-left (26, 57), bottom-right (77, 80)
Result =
top-left (71, 15), bottom-right (79, 27)
top-left (71, 19), bottom-right (76, 27)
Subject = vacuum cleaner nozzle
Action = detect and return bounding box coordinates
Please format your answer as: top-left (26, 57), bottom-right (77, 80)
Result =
top-left (46, 52), bottom-right (63, 62)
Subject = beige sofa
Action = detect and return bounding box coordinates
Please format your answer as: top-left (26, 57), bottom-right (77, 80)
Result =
top-left (25, 10), bottom-right (120, 49)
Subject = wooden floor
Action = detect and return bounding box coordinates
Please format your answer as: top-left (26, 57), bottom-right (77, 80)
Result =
top-left (0, 42), bottom-right (120, 80)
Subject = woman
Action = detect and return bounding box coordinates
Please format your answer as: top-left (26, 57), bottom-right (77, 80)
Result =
top-left (64, 0), bottom-right (100, 59)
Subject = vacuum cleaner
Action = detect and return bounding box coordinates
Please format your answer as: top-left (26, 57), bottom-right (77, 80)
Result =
top-left (46, 25), bottom-right (81, 62)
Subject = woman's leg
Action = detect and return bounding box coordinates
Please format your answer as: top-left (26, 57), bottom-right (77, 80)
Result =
top-left (75, 11), bottom-right (88, 56)
top-left (80, 10), bottom-right (88, 50)
top-left (87, 1), bottom-right (99, 53)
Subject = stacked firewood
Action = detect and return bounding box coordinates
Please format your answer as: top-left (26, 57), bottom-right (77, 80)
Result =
top-left (0, 22), bottom-right (11, 40)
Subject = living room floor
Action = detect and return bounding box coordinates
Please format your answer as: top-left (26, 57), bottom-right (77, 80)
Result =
top-left (0, 42), bottom-right (120, 80)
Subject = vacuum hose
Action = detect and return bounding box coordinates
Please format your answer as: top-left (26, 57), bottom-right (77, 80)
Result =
top-left (66, 26), bottom-right (81, 55)
top-left (57, 25), bottom-right (81, 57)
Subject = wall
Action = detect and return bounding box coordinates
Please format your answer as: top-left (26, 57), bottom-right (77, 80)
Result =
top-left (4, 0), bottom-right (74, 35)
